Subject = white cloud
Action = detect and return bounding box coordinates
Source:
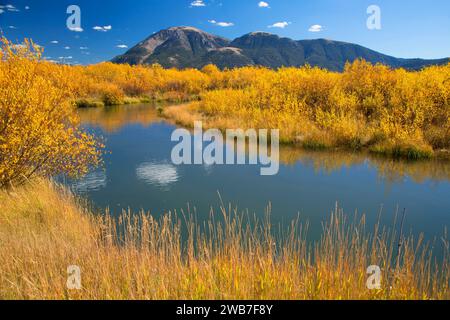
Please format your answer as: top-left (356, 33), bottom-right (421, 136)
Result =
top-left (80, 46), bottom-right (89, 50)
top-left (50, 40), bottom-right (59, 44)
top-left (93, 25), bottom-right (112, 32)
top-left (208, 20), bottom-right (234, 27)
top-left (8, 25), bottom-right (16, 29)
top-left (258, 1), bottom-right (270, 8)
top-left (308, 24), bottom-right (323, 32)
top-left (0, 4), bottom-right (19, 12)
top-left (268, 21), bottom-right (290, 28)
top-left (190, 0), bottom-right (206, 7)
top-left (64, 46), bottom-right (71, 50)
top-left (117, 44), bottom-right (128, 48)
top-left (25, 6), bottom-right (30, 10)
top-left (217, 22), bottom-right (234, 27)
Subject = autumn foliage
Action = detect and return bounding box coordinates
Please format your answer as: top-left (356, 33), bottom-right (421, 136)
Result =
top-left (193, 62), bottom-right (450, 159)
top-left (0, 38), bottom-right (102, 187)
top-left (1, 36), bottom-right (449, 186)
top-left (56, 56), bottom-right (448, 159)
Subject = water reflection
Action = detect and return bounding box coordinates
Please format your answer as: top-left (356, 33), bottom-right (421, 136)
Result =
top-left (78, 104), bottom-right (450, 185)
top-left (71, 170), bottom-right (107, 193)
top-left (74, 103), bottom-right (449, 247)
top-left (78, 103), bottom-right (162, 133)
top-left (136, 162), bottom-right (179, 189)
top-left (279, 146), bottom-right (450, 184)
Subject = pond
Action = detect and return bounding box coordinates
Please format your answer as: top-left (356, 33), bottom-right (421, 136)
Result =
top-left (71, 103), bottom-right (450, 245)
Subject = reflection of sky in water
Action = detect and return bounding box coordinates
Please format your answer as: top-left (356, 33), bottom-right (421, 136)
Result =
top-left (75, 104), bottom-right (450, 254)
top-left (136, 162), bottom-right (179, 189)
top-left (71, 170), bottom-right (107, 193)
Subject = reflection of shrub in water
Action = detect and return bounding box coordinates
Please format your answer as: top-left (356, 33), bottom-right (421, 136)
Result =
top-left (78, 104), bottom-right (163, 133)
top-left (278, 147), bottom-right (450, 184)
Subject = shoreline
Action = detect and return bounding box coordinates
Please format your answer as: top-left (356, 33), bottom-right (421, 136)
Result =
top-left (160, 103), bottom-right (450, 162)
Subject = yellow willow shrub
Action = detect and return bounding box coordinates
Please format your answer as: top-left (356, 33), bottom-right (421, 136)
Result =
top-left (415, 65), bottom-right (450, 149)
top-left (159, 68), bottom-right (210, 96)
top-left (293, 68), bottom-right (340, 111)
top-left (84, 62), bottom-right (127, 84)
top-left (201, 64), bottom-right (224, 90)
top-left (193, 60), bottom-right (449, 157)
top-left (0, 38), bottom-right (102, 187)
top-left (78, 63), bottom-right (213, 99)
top-left (220, 66), bottom-right (274, 89)
top-left (341, 61), bottom-right (449, 147)
top-left (315, 109), bottom-right (364, 147)
top-left (98, 83), bottom-right (125, 106)
top-left (120, 65), bottom-right (157, 96)
top-left (84, 63), bottom-right (157, 97)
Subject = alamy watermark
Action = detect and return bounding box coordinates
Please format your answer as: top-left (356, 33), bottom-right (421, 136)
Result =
top-left (366, 265), bottom-right (382, 290)
top-left (66, 5), bottom-right (83, 32)
top-left (171, 122), bottom-right (280, 176)
top-left (66, 265), bottom-right (82, 290)
top-left (367, 5), bottom-right (381, 30)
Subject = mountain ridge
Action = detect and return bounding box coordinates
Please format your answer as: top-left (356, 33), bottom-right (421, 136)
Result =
top-left (112, 26), bottom-right (449, 71)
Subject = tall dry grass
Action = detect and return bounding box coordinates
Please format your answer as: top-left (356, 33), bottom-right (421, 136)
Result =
top-left (0, 179), bottom-right (448, 300)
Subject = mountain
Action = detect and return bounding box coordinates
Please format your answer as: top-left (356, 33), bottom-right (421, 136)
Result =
top-left (112, 26), bottom-right (449, 71)
top-left (111, 26), bottom-right (229, 66)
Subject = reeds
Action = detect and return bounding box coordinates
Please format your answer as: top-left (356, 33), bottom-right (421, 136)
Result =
top-left (0, 179), bottom-right (448, 300)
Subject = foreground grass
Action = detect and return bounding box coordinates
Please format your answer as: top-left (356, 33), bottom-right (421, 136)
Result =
top-left (0, 179), bottom-right (448, 300)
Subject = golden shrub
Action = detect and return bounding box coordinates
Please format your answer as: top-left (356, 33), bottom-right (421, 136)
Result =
top-left (0, 38), bottom-right (102, 187)
top-left (192, 60), bottom-right (450, 158)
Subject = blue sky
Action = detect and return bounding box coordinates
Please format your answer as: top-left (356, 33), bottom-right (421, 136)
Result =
top-left (1, 0), bottom-right (449, 65)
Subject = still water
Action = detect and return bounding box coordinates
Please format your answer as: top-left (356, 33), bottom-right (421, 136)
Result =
top-left (72, 103), bottom-right (450, 242)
